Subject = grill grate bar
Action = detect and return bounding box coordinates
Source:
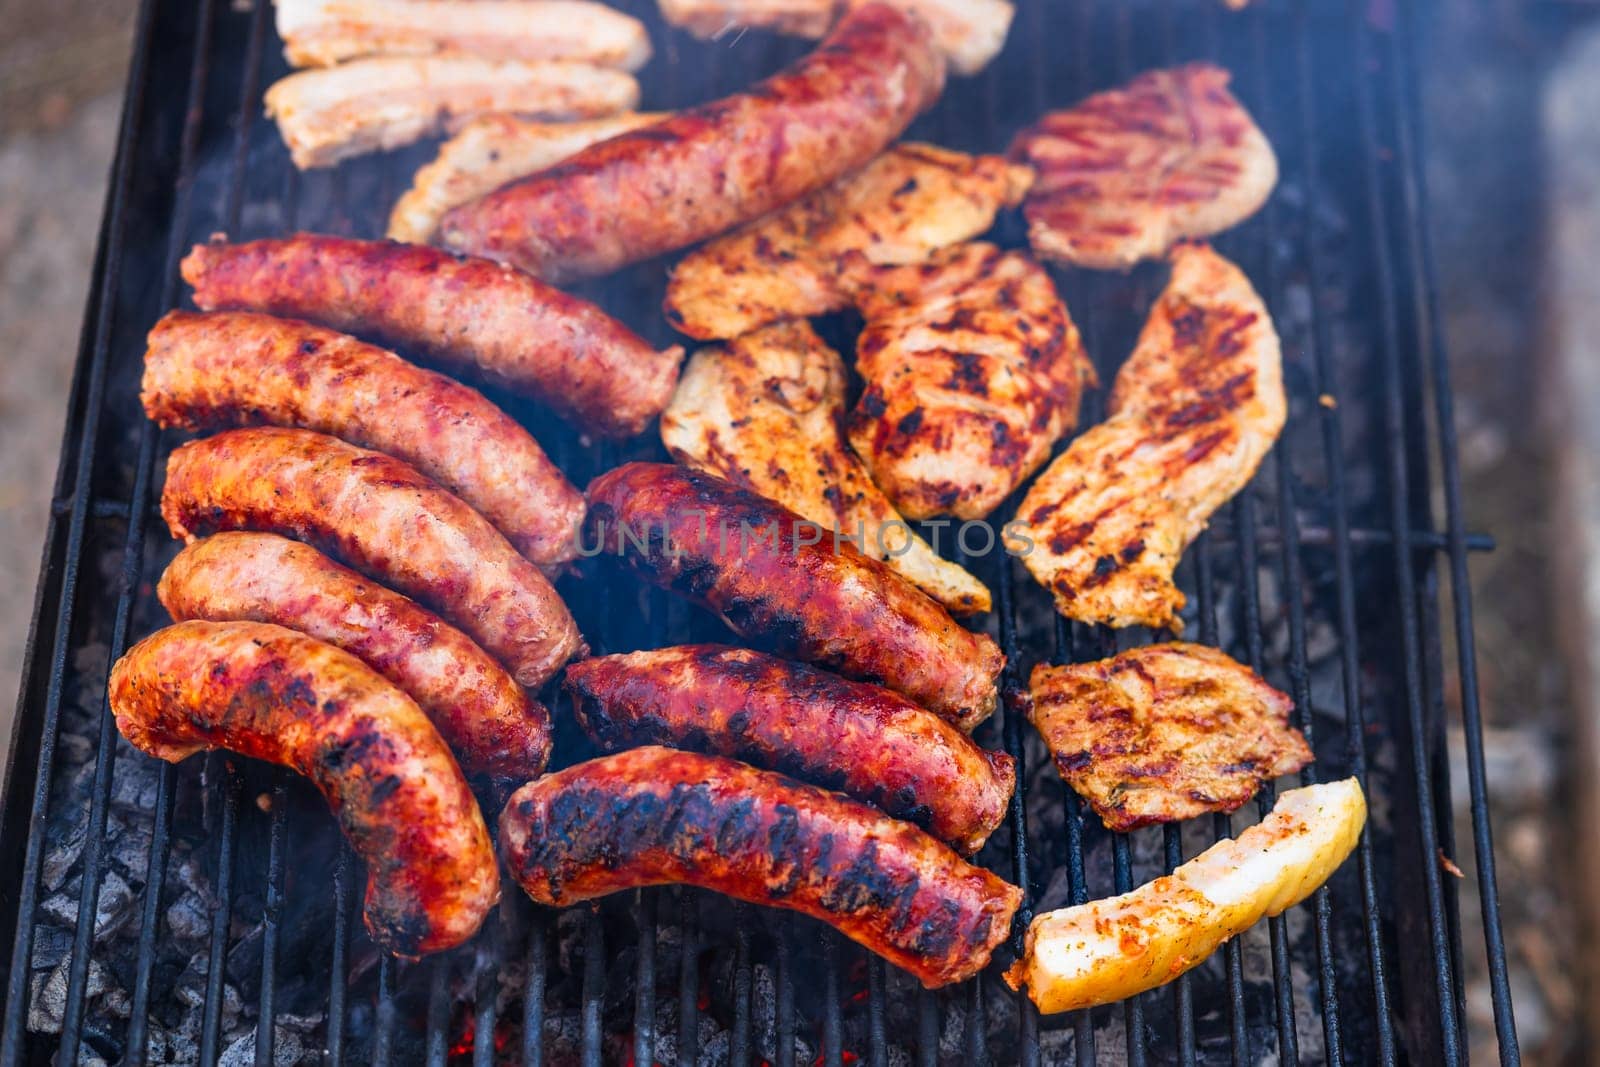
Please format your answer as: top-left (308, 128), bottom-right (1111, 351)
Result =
top-left (374, 956), bottom-right (398, 1063)
top-left (327, 847), bottom-right (355, 1064)
top-left (255, 782), bottom-right (290, 1067)
top-left (523, 909), bottom-right (548, 1067)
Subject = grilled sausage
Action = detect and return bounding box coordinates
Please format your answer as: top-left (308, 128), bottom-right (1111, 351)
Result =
top-left (499, 747), bottom-right (1022, 987)
top-left (143, 309), bottom-right (583, 571)
top-left (436, 3), bottom-right (946, 282)
top-left (158, 532), bottom-right (552, 783)
top-left (564, 645), bottom-right (1015, 853)
top-left (582, 463), bottom-right (1003, 730)
top-left (110, 621), bottom-right (498, 956)
top-left (161, 427), bottom-right (585, 689)
top-left (180, 235), bottom-right (681, 438)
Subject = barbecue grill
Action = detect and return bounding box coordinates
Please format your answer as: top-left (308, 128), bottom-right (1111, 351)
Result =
top-left (0, 0), bottom-right (1522, 1063)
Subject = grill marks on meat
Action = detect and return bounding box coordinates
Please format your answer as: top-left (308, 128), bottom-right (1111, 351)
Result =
top-left (663, 143), bottom-right (1032, 341)
top-left (181, 235), bottom-right (682, 439)
top-left (1010, 243), bottom-right (1284, 630)
top-left (565, 645), bottom-right (1015, 853)
top-left (499, 746), bottom-right (1022, 987)
top-left (1010, 63), bottom-right (1277, 270)
top-left (844, 243), bottom-right (1094, 521)
top-left (158, 532), bottom-right (551, 784)
top-left (660, 321), bottom-right (990, 614)
top-left (109, 621), bottom-right (498, 956)
top-left (161, 427), bottom-right (585, 689)
top-left (143, 308), bottom-right (583, 572)
top-left (583, 463), bottom-right (1004, 730)
top-left (436, 4), bottom-right (946, 282)
top-left (1028, 643), bottom-right (1312, 831)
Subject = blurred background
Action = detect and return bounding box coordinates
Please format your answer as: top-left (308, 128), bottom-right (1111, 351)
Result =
top-left (0, 0), bottom-right (1594, 1062)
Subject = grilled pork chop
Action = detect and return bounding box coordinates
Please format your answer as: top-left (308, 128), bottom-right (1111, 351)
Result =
top-left (1009, 242), bottom-right (1284, 630)
top-left (1010, 63), bottom-right (1276, 270)
top-left (844, 242), bottom-right (1093, 521)
top-left (660, 321), bottom-right (990, 614)
top-left (1028, 643), bottom-right (1312, 831)
top-left (664, 143), bottom-right (1032, 341)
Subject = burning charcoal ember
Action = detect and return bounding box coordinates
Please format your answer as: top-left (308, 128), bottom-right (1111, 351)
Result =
top-left (218, 1026), bottom-right (306, 1067)
top-left (108, 740), bottom-right (163, 813)
top-left (165, 890), bottom-right (210, 943)
top-left (42, 805), bottom-right (88, 891)
top-left (28, 955), bottom-right (115, 1033)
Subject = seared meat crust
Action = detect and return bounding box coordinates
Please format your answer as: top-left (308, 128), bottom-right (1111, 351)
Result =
top-left (583, 463), bottom-right (1003, 730)
top-left (564, 645), bottom-right (1015, 853)
top-left (110, 620), bottom-right (498, 956)
top-left (181, 235), bottom-right (681, 439)
top-left (437, 4), bottom-right (946, 282)
top-left (659, 321), bottom-right (990, 614)
top-left (159, 532), bottom-right (551, 784)
top-left (845, 243), bottom-right (1093, 521)
top-left (161, 427), bottom-right (585, 689)
top-left (1028, 642), bottom-right (1312, 831)
top-left (1010, 63), bottom-right (1277, 270)
top-left (1009, 243), bottom-right (1284, 630)
top-left (143, 309), bottom-right (583, 571)
top-left (663, 144), bottom-right (1031, 341)
top-left (499, 746), bottom-right (1022, 987)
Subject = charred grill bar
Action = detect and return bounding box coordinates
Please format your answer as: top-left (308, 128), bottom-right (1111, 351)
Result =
top-left (0, 1), bottom-right (1519, 1065)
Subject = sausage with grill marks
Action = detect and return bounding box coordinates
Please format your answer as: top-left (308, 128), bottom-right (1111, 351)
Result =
top-left (159, 532), bottom-right (552, 784)
top-left (110, 620), bottom-right (498, 956)
top-left (564, 644), bottom-right (1015, 853)
top-left (499, 747), bottom-right (1022, 988)
top-left (582, 463), bottom-right (1003, 730)
top-left (143, 308), bottom-right (583, 572)
top-left (436, 3), bottom-right (946, 282)
top-left (161, 427), bottom-right (585, 689)
top-left (180, 235), bottom-right (682, 438)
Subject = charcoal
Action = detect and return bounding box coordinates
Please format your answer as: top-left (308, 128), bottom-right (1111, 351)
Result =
top-left (165, 891), bottom-right (210, 943)
top-left (27, 955), bottom-right (113, 1034)
top-left (218, 1025), bottom-right (306, 1067)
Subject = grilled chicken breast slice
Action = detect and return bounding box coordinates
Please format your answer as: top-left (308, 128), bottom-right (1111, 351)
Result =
top-left (276, 0), bottom-right (651, 70)
top-left (388, 112), bottom-right (668, 243)
top-left (1009, 243), bottom-right (1284, 630)
top-left (265, 57), bottom-right (639, 169)
top-left (1010, 63), bottom-right (1277, 270)
top-left (664, 142), bottom-right (1032, 341)
top-left (660, 321), bottom-right (991, 615)
top-left (1028, 643), bottom-right (1312, 831)
top-left (658, 0), bottom-right (1014, 75)
top-left (843, 242), bottom-right (1093, 522)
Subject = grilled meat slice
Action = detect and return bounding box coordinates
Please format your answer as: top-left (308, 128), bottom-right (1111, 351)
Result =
top-left (500, 746), bottom-right (1023, 988)
top-left (276, 0), bottom-right (651, 70)
top-left (584, 463), bottom-right (1004, 730)
top-left (1010, 63), bottom-right (1277, 269)
top-left (437, 4), bottom-right (945, 282)
top-left (264, 56), bottom-right (639, 168)
top-left (663, 143), bottom-right (1032, 341)
top-left (565, 645), bottom-right (1015, 853)
top-left (1009, 243), bottom-right (1284, 630)
top-left (1028, 643), bottom-right (1312, 831)
top-left (387, 112), bottom-right (668, 243)
top-left (660, 321), bottom-right (990, 614)
top-left (110, 621), bottom-right (498, 956)
top-left (844, 242), bottom-right (1093, 521)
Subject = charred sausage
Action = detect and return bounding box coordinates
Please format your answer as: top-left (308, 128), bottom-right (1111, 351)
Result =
top-left (499, 746), bottom-right (1021, 987)
top-left (582, 463), bottom-right (1003, 730)
top-left (161, 427), bottom-right (585, 689)
top-left (143, 309), bottom-right (583, 571)
top-left (564, 645), bottom-right (1015, 853)
top-left (110, 620), bottom-right (498, 956)
top-left (436, 4), bottom-right (946, 282)
top-left (180, 235), bottom-right (682, 438)
top-left (159, 532), bottom-right (552, 783)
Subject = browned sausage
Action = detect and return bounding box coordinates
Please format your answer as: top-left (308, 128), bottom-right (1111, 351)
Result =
top-left (564, 645), bottom-right (1014, 854)
top-left (180, 235), bottom-right (682, 438)
top-left (436, 4), bottom-right (946, 282)
top-left (158, 532), bottom-right (552, 783)
top-left (143, 309), bottom-right (582, 572)
top-left (499, 746), bottom-right (1021, 988)
top-left (582, 463), bottom-right (1003, 730)
top-left (110, 620), bottom-right (498, 956)
top-left (161, 427), bottom-right (585, 689)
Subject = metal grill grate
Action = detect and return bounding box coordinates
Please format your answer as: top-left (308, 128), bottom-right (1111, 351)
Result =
top-left (0, 0), bottom-right (1522, 1063)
